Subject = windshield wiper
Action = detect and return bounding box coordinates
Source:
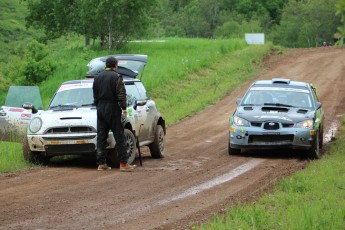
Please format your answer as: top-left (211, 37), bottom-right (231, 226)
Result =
top-left (49, 104), bottom-right (78, 109)
top-left (263, 103), bottom-right (294, 107)
top-left (241, 104), bottom-right (255, 106)
top-left (81, 103), bottom-right (95, 107)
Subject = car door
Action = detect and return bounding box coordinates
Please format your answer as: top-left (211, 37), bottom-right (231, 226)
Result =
top-left (135, 82), bottom-right (156, 141)
top-left (125, 82), bottom-right (151, 142)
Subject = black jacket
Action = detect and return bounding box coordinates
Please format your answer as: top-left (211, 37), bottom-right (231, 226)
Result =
top-left (92, 69), bottom-right (127, 110)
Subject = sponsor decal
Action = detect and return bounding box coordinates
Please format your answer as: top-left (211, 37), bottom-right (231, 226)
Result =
top-left (21, 114), bottom-right (31, 118)
top-left (250, 87), bottom-right (309, 93)
top-left (9, 108), bottom-right (24, 112)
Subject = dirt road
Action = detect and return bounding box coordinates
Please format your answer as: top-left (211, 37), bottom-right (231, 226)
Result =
top-left (1, 47), bottom-right (344, 230)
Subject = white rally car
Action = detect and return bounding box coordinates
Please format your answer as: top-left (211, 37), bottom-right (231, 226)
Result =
top-left (22, 54), bottom-right (166, 166)
top-left (0, 86), bottom-right (43, 142)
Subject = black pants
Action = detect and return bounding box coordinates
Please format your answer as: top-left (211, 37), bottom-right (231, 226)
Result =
top-left (96, 102), bottom-right (127, 165)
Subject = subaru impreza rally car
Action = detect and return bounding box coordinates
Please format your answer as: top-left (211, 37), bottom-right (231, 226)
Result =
top-left (23, 54), bottom-right (166, 165)
top-left (228, 78), bottom-right (324, 159)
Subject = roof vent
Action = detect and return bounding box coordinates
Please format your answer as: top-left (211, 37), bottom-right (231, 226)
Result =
top-left (272, 78), bottom-right (290, 84)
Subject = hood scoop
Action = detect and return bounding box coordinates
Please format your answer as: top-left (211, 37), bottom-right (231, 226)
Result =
top-left (262, 107), bottom-right (289, 112)
top-left (243, 106), bottom-right (253, 111)
top-left (297, 109), bottom-right (308, 114)
top-left (60, 117), bottom-right (82, 120)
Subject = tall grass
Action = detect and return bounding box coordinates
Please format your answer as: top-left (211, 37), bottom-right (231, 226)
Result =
top-left (196, 117), bottom-right (345, 230)
top-left (0, 141), bottom-right (30, 172)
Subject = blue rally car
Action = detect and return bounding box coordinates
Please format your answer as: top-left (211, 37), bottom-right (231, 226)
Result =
top-left (228, 78), bottom-right (325, 159)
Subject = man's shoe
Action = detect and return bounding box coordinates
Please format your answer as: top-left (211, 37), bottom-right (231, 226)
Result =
top-left (120, 163), bottom-right (137, 172)
top-left (97, 164), bottom-right (111, 171)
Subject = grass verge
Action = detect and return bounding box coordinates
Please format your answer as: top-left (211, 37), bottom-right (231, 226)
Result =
top-left (196, 117), bottom-right (345, 230)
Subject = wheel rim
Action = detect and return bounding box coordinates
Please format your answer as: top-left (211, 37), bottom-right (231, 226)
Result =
top-left (158, 128), bottom-right (165, 153)
top-left (125, 132), bottom-right (136, 164)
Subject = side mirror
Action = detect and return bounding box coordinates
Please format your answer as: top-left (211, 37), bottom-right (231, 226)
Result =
top-left (236, 98), bottom-right (242, 105)
top-left (133, 99), bottom-right (147, 110)
top-left (23, 102), bottom-right (38, 114)
top-left (315, 102), bottom-right (322, 109)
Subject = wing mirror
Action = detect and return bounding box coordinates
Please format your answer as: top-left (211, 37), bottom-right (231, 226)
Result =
top-left (236, 98), bottom-right (242, 105)
top-left (133, 99), bottom-right (147, 110)
top-left (22, 102), bottom-right (38, 114)
top-left (315, 102), bottom-right (322, 109)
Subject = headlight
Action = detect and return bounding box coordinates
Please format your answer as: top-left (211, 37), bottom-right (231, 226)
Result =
top-left (296, 119), bottom-right (313, 129)
top-left (233, 116), bottom-right (250, 126)
top-left (29, 117), bottom-right (42, 133)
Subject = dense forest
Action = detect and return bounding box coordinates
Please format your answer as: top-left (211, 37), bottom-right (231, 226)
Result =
top-left (1, 0), bottom-right (345, 98)
top-left (22, 0), bottom-right (344, 48)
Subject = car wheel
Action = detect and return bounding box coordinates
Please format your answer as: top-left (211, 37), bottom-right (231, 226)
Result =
top-left (307, 130), bottom-right (321, 159)
top-left (124, 129), bottom-right (137, 164)
top-left (228, 141), bottom-right (241, 155)
top-left (149, 125), bottom-right (165, 158)
top-left (22, 136), bottom-right (49, 165)
top-left (320, 127), bottom-right (324, 149)
top-left (108, 129), bottom-right (137, 167)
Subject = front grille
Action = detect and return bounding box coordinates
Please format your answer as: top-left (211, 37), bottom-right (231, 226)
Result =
top-left (42, 134), bottom-right (96, 140)
top-left (45, 126), bottom-right (95, 134)
top-left (282, 123), bottom-right (294, 128)
top-left (45, 144), bottom-right (95, 155)
top-left (250, 122), bottom-right (262, 127)
top-left (249, 135), bottom-right (294, 144)
top-left (263, 122), bottom-right (279, 130)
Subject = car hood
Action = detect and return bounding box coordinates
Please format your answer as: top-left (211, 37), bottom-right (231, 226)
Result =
top-left (236, 106), bottom-right (314, 123)
top-left (30, 108), bottom-right (97, 134)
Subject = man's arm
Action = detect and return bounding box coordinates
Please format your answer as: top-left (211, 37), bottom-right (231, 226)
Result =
top-left (92, 79), bottom-right (99, 106)
top-left (116, 75), bottom-right (127, 109)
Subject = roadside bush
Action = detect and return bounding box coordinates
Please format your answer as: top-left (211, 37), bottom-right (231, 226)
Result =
top-left (23, 40), bottom-right (56, 85)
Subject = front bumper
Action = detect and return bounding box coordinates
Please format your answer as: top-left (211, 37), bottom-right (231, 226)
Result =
top-left (27, 133), bottom-right (115, 156)
top-left (229, 125), bottom-right (315, 150)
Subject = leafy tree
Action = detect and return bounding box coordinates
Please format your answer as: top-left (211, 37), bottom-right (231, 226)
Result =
top-left (214, 19), bottom-right (262, 39)
top-left (24, 0), bottom-right (157, 49)
top-left (23, 40), bottom-right (56, 85)
top-left (270, 0), bottom-right (340, 47)
top-left (335, 0), bottom-right (345, 46)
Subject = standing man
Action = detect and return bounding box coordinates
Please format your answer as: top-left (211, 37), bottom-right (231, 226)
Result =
top-left (93, 56), bottom-right (136, 172)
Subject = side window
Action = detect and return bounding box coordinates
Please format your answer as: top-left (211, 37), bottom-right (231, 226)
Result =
top-left (125, 83), bottom-right (142, 106)
top-left (135, 82), bottom-right (148, 99)
top-left (311, 87), bottom-right (319, 103)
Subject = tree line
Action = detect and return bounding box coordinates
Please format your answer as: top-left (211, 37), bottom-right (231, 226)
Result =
top-left (24, 0), bottom-right (345, 49)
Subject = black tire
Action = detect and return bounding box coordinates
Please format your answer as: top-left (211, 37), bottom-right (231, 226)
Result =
top-left (319, 128), bottom-right (324, 149)
top-left (108, 129), bottom-right (137, 167)
top-left (22, 136), bottom-right (49, 165)
top-left (149, 125), bottom-right (165, 158)
top-left (307, 130), bottom-right (321, 159)
top-left (228, 141), bottom-right (241, 155)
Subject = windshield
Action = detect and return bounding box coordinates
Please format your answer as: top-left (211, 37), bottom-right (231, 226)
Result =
top-left (4, 86), bottom-right (43, 109)
top-left (241, 87), bottom-right (313, 109)
top-left (49, 86), bottom-right (94, 108)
